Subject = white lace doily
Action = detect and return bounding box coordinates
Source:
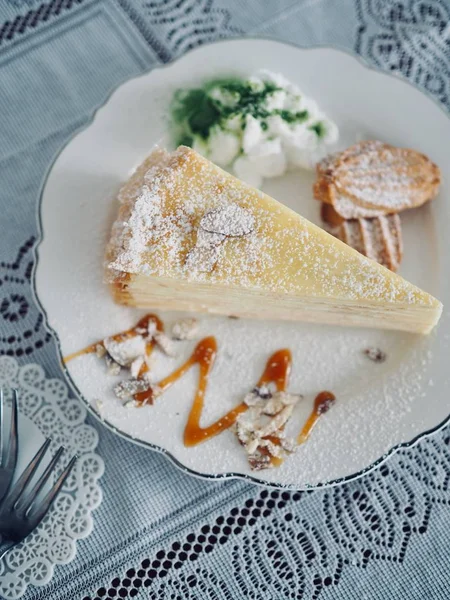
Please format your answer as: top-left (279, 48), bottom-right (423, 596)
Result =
top-left (0, 357), bottom-right (104, 599)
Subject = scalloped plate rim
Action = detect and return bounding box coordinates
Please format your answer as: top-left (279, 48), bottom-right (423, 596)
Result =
top-left (31, 37), bottom-right (450, 490)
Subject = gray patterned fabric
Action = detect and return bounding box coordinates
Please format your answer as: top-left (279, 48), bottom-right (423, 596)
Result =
top-left (0, 1), bottom-right (449, 598)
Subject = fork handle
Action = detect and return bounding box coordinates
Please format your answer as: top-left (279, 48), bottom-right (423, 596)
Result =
top-left (0, 539), bottom-right (14, 561)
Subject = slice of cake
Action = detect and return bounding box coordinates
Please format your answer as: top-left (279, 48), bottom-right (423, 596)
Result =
top-left (105, 146), bottom-right (442, 334)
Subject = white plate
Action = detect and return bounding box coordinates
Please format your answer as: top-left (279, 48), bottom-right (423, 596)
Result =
top-left (34, 39), bottom-right (450, 489)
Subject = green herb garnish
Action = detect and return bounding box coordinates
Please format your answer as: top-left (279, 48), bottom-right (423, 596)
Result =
top-left (309, 121), bottom-right (327, 138)
top-left (171, 76), bottom-right (331, 150)
top-left (276, 109), bottom-right (309, 124)
top-left (171, 88), bottom-right (221, 139)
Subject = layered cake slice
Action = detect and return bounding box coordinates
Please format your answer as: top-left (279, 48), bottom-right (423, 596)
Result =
top-left (105, 146), bottom-right (442, 333)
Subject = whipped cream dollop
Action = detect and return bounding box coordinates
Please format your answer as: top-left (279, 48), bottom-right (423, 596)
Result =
top-left (171, 70), bottom-right (338, 188)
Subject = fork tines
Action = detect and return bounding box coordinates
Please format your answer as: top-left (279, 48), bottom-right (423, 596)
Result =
top-left (0, 390), bottom-right (77, 559)
top-left (0, 389), bottom-right (18, 502)
top-left (1, 439), bottom-right (77, 526)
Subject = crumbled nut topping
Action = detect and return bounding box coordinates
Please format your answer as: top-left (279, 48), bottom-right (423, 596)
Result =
top-left (105, 355), bottom-right (121, 377)
top-left (364, 347), bottom-right (387, 363)
top-left (171, 318), bottom-right (199, 341)
top-left (258, 405), bottom-right (295, 437)
top-left (153, 331), bottom-right (177, 357)
top-left (92, 318), bottom-right (180, 405)
top-left (243, 384), bottom-right (274, 406)
top-left (114, 378), bottom-right (150, 400)
top-left (317, 396), bottom-right (334, 415)
top-left (236, 386), bottom-right (302, 470)
top-left (130, 356), bottom-right (144, 379)
top-left (146, 320), bottom-right (158, 339)
top-left (124, 399), bottom-right (139, 409)
top-left (104, 335), bottom-right (146, 367)
top-left (95, 344), bottom-right (106, 358)
top-left (248, 454), bottom-right (272, 471)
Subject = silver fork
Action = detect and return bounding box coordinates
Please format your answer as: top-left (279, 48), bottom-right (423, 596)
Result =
top-left (0, 389), bottom-right (18, 504)
top-left (0, 394), bottom-right (76, 560)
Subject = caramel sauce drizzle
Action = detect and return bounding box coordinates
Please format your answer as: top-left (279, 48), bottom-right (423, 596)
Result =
top-left (64, 343), bottom-right (99, 364)
top-left (64, 314), bottom-right (336, 456)
top-left (133, 345), bottom-right (292, 445)
top-left (258, 349), bottom-right (291, 391)
top-left (184, 345), bottom-right (292, 446)
top-left (297, 391), bottom-right (336, 445)
top-left (183, 337), bottom-right (246, 446)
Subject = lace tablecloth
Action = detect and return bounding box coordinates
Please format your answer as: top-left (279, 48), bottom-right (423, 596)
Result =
top-left (0, 1), bottom-right (449, 598)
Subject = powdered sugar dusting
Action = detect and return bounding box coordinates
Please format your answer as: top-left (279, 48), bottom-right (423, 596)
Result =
top-left (330, 193), bottom-right (386, 220)
top-left (106, 146), bottom-right (437, 307)
top-left (200, 205), bottom-right (255, 237)
top-left (185, 205), bottom-right (256, 273)
top-left (317, 140), bottom-right (441, 214)
top-left (104, 335), bottom-right (146, 367)
top-left (184, 235), bottom-right (224, 274)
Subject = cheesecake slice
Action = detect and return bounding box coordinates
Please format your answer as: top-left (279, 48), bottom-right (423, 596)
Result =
top-left (105, 146), bottom-right (442, 334)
